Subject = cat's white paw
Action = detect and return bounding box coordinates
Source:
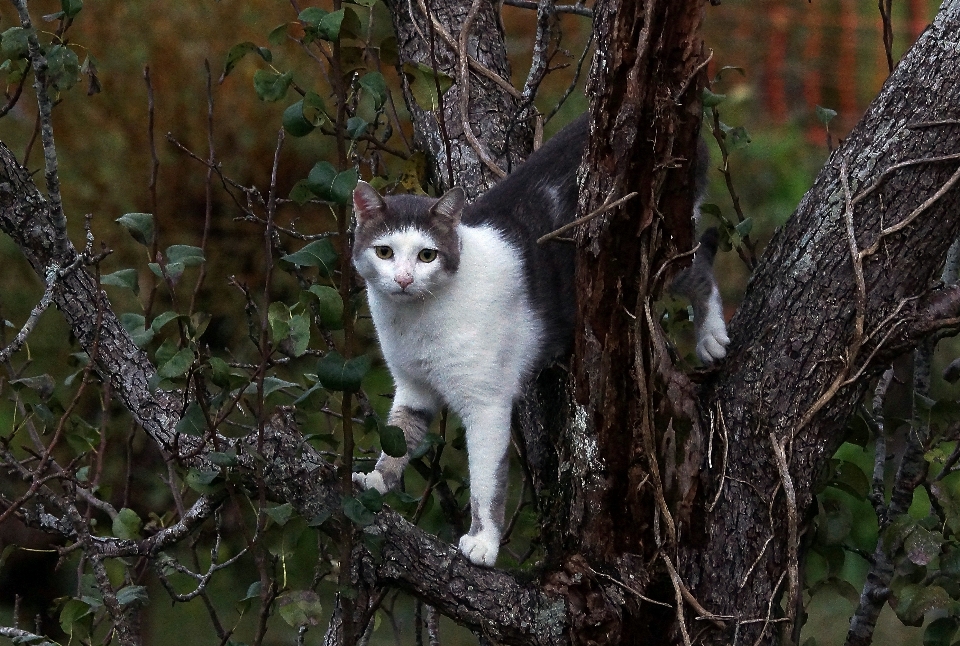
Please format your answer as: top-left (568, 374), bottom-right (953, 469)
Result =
top-left (458, 533), bottom-right (499, 567)
top-left (696, 322), bottom-right (730, 363)
top-left (696, 298), bottom-right (730, 363)
top-left (352, 470), bottom-right (389, 494)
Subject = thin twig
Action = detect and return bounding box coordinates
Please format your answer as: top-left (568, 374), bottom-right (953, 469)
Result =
top-left (11, 0), bottom-right (67, 231)
top-left (768, 433), bottom-right (799, 633)
top-left (503, 0), bottom-right (592, 16)
top-left (457, 0), bottom-right (507, 178)
top-left (537, 192), bottom-right (638, 244)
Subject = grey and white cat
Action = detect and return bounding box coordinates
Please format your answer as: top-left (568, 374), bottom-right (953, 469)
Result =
top-left (351, 115), bottom-right (728, 567)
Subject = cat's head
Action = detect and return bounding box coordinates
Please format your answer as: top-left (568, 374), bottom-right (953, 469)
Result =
top-left (352, 181), bottom-right (465, 300)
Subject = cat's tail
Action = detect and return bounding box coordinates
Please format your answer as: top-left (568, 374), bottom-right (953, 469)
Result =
top-left (669, 227), bottom-right (730, 363)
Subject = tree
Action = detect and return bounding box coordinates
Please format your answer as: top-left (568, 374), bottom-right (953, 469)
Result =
top-left (2, 0), bottom-right (960, 645)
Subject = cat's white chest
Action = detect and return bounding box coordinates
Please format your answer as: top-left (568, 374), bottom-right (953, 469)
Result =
top-left (366, 226), bottom-right (542, 408)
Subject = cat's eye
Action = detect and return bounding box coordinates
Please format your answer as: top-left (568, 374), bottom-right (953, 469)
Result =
top-left (374, 246), bottom-right (394, 259)
top-left (418, 249), bottom-right (438, 263)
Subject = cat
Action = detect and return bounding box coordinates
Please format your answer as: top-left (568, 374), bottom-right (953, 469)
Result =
top-left (350, 114), bottom-right (728, 567)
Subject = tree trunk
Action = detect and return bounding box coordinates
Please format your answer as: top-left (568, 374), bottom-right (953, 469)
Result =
top-left (382, 0), bottom-right (532, 197)
top-left (560, 0), bottom-right (709, 643)
top-left (681, 3), bottom-right (960, 645)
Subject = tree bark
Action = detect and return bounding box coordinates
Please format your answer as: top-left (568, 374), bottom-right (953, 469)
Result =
top-left (382, 0), bottom-right (532, 197)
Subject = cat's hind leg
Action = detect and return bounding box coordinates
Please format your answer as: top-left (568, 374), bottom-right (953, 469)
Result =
top-left (353, 379), bottom-right (439, 493)
top-left (457, 401), bottom-right (512, 567)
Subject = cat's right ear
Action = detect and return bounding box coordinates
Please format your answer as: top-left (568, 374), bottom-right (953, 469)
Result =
top-left (432, 187), bottom-right (465, 227)
top-left (353, 181), bottom-right (386, 224)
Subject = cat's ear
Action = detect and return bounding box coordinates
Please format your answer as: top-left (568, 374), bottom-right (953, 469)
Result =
top-left (432, 187), bottom-right (465, 227)
top-left (353, 181), bottom-right (385, 224)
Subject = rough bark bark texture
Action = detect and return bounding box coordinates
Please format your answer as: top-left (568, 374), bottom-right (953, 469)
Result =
top-left (564, 0), bottom-right (709, 643)
top-left (683, 3), bottom-right (960, 644)
top-left (382, 0), bottom-right (532, 197)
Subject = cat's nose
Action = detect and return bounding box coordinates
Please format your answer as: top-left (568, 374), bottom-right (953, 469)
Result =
top-left (395, 274), bottom-right (414, 289)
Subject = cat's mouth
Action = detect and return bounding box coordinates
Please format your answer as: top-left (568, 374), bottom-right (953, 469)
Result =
top-left (389, 288), bottom-right (425, 300)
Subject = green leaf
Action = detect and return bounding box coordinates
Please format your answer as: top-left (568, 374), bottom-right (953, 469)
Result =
top-left (221, 42), bottom-right (271, 81)
top-left (148, 312), bottom-right (179, 335)
top-left (317, 9), bottom-right (345, 41)
top-left (265, 503), bottom-right (294, 526)
top-left (46, 44), bottom-right (80, 91)
top-left (101, 268), bottom-right (139, 295)
top-left (817, 498), bottom-right (852, 545)
top-left (287, 312), bottom-right (311, 357)
top-left (379, 424), bottom-right (407, 458)
top-left (734, 217), bottom-right (753, 238)
top-left (281, 239), bottom-right (338, 275)
top-left (61, 0), bottom-right (83, 19)
top-left (208, 357), bottom-right (235, 389)
top-left (331, 168), bottom-right (359, 204)
top-left (277, 590), bottom-right (323, 628)
top-left (357, 487), bottom-right (383, 513)
top-left (10, 375), bottom-right (55, 400)
top-left (166, 245), bottom-right (205, 267)
top-left (289, 180), bottom-right (315, 205)
top-left (59, 598), bottom-right (93, 637)
top-left (120, 313), bottom-right (154, 347)
top-left (175, 401), bottom-right (207, 437)
top-left (66, 417), bottom-right (99, 455)
top-left (243, 376), bottom-right (301, 397)
top-left (268, 302), bottom-right (291, 344)
top-left (305, 161), bottom-right (337, 199)
top-left (253, 69), bottom-right (293, 102)
top-left (298, 7), bottom-right (328, 26)
top-left (158, 348), bottom-right (195, 380)
top-left (236, 581), bottom-right (261, 615)
top-left (1, 27), bottom-right (29, 60)
top-left (112, 508), bottom-right (142, 540)
top-left (185, 468), bottom-right (221, 494)
top-left (209, 450), bottom-right (238, 467)
top-left (316, 351), bottom-right (370, 392)
top-left (701, 88), bottom-right (726, 107)
top-left (268, 23), bottom-right (289, 46)
top-left (307, 284), bottom-right (344, 329)
top-left (116, 585), bottom-right (148, 607)
top-left (346, 116), bottom-right (368, 139)
top-left (342, 495), bottom-right (375, 526)
top-left (116, 212), bottom-right (154, 246)
top-left (358, 71), bottom-right (387, 109)
top-left (724, 125), bottom-right (751, 149)
top-left (894, 584), bottom-right (952, 626)
top-left (402, 61), bottom-right (454, 110)
top-left (905, 526), bottom-right (942, 566)
top-left (283, 100), bottom-right (315, 137)
top-left (923, 616), bottom-right (959, 646)
top-left (698, 202), bottom-right (722, 220)
top-left (282, 92), bottom-right (326, 138)
top-left (826, 460), bottom-right (871, 499)
top-left (410, 432), bottom-right (444, 460)
top-left (816, 105), bottom-right (838, 126)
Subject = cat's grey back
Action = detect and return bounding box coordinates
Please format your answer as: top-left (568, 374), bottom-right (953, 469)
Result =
top-left (463, 114), bottom-right (588, 365)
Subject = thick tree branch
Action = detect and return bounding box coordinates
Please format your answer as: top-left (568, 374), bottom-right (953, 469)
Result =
top-left (688, 2), bottom-right (960, 644)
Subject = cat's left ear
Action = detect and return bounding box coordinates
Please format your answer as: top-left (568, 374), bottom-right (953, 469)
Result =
top-left (432, 187), bottom-right (465, 227)
top-left (353, 181), bottom-right (386, 224)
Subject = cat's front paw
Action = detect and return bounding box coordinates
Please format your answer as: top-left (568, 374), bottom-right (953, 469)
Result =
top-left (352, 470), bottom-right (390, 494)
top-left (458, 532), bottom-right (499, 567)
top-left (696, 318), bottom-right (730, 363)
